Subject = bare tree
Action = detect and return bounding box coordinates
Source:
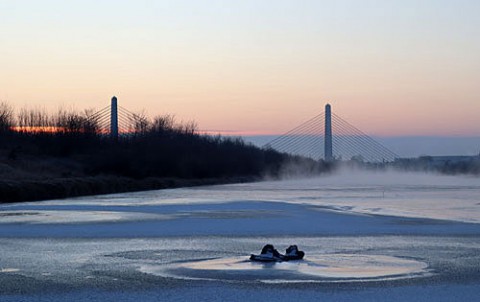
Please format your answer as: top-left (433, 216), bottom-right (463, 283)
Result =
top-left (82, 109), bottom-right (100, 135)
top-left (17, 107), bottom-right (52, 132)
top-left (56, 108), bottom-right (84, 134)
top-left (181, 120), bottom-right (197, 135)
top-left (132, 110), bottom-right (149, 136)
top-left (150, 115), bottom-right (176, 134)
top-left (0, 102), bottom-right (14, 132)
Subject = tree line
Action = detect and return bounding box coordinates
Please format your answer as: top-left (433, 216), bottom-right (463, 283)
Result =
top-left (0, 102), bottom-right (331, 180)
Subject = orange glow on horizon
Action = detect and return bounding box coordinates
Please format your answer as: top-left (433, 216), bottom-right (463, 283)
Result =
top-left (10, 126), bottom-right (66, 134)
top-left (9, 126), bottom-right (113, 135)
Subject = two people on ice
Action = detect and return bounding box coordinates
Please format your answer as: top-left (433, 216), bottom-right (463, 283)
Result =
top-left (250, 244), bottom-right (305, 262)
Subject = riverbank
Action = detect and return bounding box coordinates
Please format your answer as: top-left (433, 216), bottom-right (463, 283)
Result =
top-left (0, 175), bottom-right (258, 203)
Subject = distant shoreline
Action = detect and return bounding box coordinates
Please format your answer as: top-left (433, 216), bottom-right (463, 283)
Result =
top-left (0, 176), bottom-right (259, 204)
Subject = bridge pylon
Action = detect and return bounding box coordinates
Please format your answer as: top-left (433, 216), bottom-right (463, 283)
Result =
top-left (110, 96), bottom-right (118, 140)
top-left (324, 104), bottom-right (333, 161)
top-left (262, 103), bottom-right (399, 163)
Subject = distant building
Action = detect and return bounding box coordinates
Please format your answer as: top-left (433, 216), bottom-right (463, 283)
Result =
top-left (426, 155), bottom-right (480, 168)
top-left (394, 155), bottom-right (480, 171)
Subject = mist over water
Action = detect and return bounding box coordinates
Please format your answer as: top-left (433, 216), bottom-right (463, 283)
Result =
top-left (310, 166), bottom-right (479, 186)
top-left (260, 167), bottom-right (480, 223)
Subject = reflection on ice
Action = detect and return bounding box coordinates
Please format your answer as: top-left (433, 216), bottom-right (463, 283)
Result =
top-left (141, 254), bottom-right (429, 283)
top-left (0, 268), bottom-right (20, 273)
top-left (0, 210), bottom-right (169, 224)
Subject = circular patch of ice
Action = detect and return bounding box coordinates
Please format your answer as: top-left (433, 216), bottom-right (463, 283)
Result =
top-left (141, 254), bottom-right (429, 283)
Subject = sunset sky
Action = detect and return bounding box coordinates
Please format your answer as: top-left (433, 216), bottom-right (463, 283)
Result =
top-left (1, 0), bottom-right (479, 136)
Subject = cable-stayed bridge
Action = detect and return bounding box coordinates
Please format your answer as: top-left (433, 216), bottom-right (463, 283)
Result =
top-left (264, 104), bottom-right (398, 163)
top-left (87, 96), bottom-right (147, 138)
top-left (91, 97), bottom-right (398, 163)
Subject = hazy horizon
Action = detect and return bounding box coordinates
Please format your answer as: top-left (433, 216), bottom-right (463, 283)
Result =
top-left (243, 135), bottom-right (480, 158)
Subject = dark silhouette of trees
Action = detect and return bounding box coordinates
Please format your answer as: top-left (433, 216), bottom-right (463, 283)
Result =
top-left (0, 104), bottom-right (327, 182)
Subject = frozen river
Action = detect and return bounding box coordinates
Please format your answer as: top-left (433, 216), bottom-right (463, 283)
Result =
top-left (1, 170), bottom-right (480, 301)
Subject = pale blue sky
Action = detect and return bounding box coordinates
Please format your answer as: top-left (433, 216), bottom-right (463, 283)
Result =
top-left (1, 0), bottom-right (480, 135)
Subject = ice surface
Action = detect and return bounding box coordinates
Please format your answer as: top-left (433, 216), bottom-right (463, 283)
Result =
top-left (1, 171), bottom-right (480, 301)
